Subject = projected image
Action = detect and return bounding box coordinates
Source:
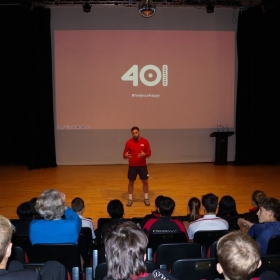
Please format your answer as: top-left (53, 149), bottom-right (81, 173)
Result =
top-left (54, 30), bottom-right (235, 130)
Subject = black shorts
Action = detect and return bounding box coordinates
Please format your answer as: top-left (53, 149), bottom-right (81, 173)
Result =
top-left (128, 166), bottom-right (149, 181)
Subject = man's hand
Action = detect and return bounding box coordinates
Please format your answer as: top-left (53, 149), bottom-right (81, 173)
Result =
top-left (125, 151), bottom-right (132, 158)
top-left (138, 150), bottom-right (146, 158)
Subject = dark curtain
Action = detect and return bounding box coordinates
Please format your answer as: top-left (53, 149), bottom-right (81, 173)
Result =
top-left (0, 5), bottom-right (56, 169)
top-left (234, 2), bottom-right (280, 165)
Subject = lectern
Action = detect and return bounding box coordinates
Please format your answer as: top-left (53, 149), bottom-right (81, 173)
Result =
top-left (210, 131), bottom-right (234, 165)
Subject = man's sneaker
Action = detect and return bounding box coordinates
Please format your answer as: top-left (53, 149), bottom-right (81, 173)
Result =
top-left (126, 200), bottom-right (133, 207)
top-left (144, 199), bottom-right (150, 206)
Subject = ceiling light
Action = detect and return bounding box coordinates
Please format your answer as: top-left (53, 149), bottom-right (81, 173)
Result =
top-left (206, 3), bottom-right (214, 13)
top-left (83, 2), bottom-right (92, 13)
top-left (138, 0), bottom-right (156, 18)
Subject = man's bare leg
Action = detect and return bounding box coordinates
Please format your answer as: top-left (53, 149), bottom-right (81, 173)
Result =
top-left (127, 180), bottom-right (134, 207)
top-left (142, 180), bottom-right (150, 206)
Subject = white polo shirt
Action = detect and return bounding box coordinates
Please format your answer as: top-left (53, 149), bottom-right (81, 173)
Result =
top-left (79, 215), bottom-right (96, 239)
top-left (187, 214), bottom-right (229, 240)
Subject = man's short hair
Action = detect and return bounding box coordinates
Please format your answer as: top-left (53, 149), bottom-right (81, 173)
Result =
top-left (71, 197), bottom-right (85, 213)
top-left (202, 193), bottom-right (218, 213)
top-left (158, 196), bottom-right (175, 216)
top-left (104, 221), bottom-right (147, 280)
top-left (217, 231), bottom-right (260, 280)
top-left (16, 202), bottom-right (35, 219)
top-left (131, 126), bottom-right (139, 132)
top-left (107, 199), bottom-right (124, 218)
top-left (0, 215), bottom-right (14, 263)
top-left (259, 197), bottom-right (280, 219)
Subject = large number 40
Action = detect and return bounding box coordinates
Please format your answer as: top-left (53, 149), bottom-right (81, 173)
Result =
top-left (121, 65), bottom-right (168, 87)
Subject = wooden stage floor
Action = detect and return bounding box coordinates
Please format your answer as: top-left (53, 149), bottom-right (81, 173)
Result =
top-left (1, 163), bottom-right (280, 228)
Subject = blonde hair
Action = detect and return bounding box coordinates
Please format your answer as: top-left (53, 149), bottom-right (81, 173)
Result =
top-left (217, 231), bottom-right (260, 280)
top-left (0, 215), bottom-right (14, 263)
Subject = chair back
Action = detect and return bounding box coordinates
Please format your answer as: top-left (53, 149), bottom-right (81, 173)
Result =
top-left (171, 258), bottom-right (216, 280)
top-left (10, 246), bottom-right (27, 264)
top-left (0, 269), bottom-right (41, 280)
top-left (193, 230), bottom-right (229, 257)
top-left (80, 227), bottom-right (93, 246)
top-left (95, 262), bottom-right (107, 280)
top-left (97, 218), bottom-right (112, 229)
top-left (254, 254), bottom-right (280, 277)
top-left (11, 235), bottom-right (32, 257)
top-left (131, 217), bottom-right (144, 225)
top-left (155, 242), bottom-right (201, 271)
top-left (267, 235), bottom-right (280, 254)
top-left (28, 244), bottom-right (82, 277)
top-left (94, 261), bottom-right (157, 280)
top-left (148, 232), bottom-right (187, 252)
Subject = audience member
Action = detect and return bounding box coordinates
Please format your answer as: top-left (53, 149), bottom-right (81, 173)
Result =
top-left (216, 231), bottom-right (261, 280)
top-left (139, 195), bottom-right (165, 228)
top-left (238, 197), bottom-right (280, 255)
top-left (29, 189), bottom-right (81, 245)
top-left (217, 195), bottom-right (240, 231)
top-left (13, 202), bottom-right (35, 235)
top-left (29, 197), bottom-right (41, 218)
top-left (101, 199), bottom-right (130, 238)
top-left (0, 214), bottom-right (66, 280)
top-left (103, 221), bottom-right (177, 280)
top-left (142, 196), bottom-right (188, 238)
top-left (242, 190), bottom-right (266, 223)
top-left (71, 197), bottom-right (96, 241)
top-left (176, 197), bottom-right (202, 230)
top-left (187, 193), bottom-right (229, 241)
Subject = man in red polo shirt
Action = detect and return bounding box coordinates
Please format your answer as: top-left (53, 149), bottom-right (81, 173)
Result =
top-left (123, 126), bottom-right (151, 207)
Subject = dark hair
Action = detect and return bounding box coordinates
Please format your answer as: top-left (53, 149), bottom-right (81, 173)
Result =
top-left (104, 221), bottom-right (147, 280)
top-left (16, 202), bottom-right (35, 219)
top-left (188, 197), bottom-right (201, 222)
top-left (202, 193), bottom-right (218, 213)
top-left (71, 197), bottom-right (85, 213)
top-left (131, 126), bottom-right (139, 132)
top-left (107, 199), bottom-right (124, 218)
top-left (259, 197), bottom-right (280, 219)
top-left (158, 197), bottom-right (175, 216)
top-left (217, 195), bottom-right (239, 217)
top-left (155, 195), bottom-right (165, 208)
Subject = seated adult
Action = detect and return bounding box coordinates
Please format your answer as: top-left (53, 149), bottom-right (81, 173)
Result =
top-left (71, 197), bottom-right (96, 241)
top-left (215, 230), bottom-right (280, 280)
top-left (103, 221), bottom-right (177, 280)
top-left (29, 189), bottom-right (81, 245)
top-left (187, 193), bottom-right (229, 241)
top-left (142, 196), bottom-right (188, 238)
top-left (101, 199), bottom-right (130, 239)
top-left (0, 214), bottom-right (66, 280)
top-left (241, 190), bottom-right (266, 223)
top-left (238, 197), bottom-right (280, 255)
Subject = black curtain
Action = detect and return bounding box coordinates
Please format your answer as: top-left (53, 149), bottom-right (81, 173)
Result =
top-left (234, 2), bottom-right (280, 165)
top-left (0, 5), bottom-right (56, 169)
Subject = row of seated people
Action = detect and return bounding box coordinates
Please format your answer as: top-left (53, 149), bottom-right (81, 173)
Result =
top-left (10, 189), bottom-right (280, 258)
top-left (92, 221), bottom-right (280, 280)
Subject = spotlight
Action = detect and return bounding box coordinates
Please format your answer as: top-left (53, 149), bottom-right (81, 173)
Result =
top-left (83, 2), bottom-right (92, 13)
top-left (138, 0), bottom-right (156, 18)
top-left (206, 3), bottom-right (214, 13)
